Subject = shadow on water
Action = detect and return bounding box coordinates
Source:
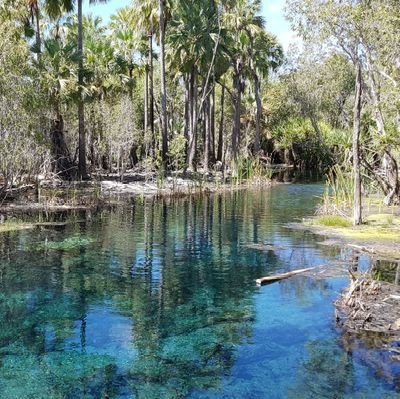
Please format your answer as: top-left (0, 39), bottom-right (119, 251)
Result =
top-left (0, 186), bottom-right (398, 398)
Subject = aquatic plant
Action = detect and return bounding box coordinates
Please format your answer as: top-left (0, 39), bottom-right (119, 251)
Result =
top-left (34, 235), bottom-right (95, 251)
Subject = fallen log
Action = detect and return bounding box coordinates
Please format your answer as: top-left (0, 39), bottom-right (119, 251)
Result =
top-left (256, 267), bottom-right (314, 286)
top-left (347, 244), bottom-right (376, 254)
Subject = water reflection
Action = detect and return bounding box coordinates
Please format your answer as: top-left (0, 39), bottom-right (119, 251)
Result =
top-left (372, 260), bottom-right (400, 284)
top-left (0, 186), bottom-right (398, 398)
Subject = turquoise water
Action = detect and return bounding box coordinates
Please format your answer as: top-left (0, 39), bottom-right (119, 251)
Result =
top-left (0, 185), bottom-right (398, 398)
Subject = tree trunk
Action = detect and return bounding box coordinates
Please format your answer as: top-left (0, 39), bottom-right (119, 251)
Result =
top-left (353, 62), bottom-right (362, 226)
top-left (149, 30), bottom-right (155, 156)
top-left (77, 0), bottom-right (87, 179)
top-left (188, 65), bottom-right (198, 170)
top-left (367, 55), bottom-right (386, 136)
top-left (217, 85), bottom-right (225, 162)
top-left (183, 75), bottom-right (190, 164)
top-left (210, 83), bottom-right (216, 166)
top-left (382, 149), bottom-right (400, 205)
top-left (51, 109), bottom-right (72, 177)
top-left (144, 65), bottom-right (149, 135)
top-left (184, 75), bottom-right (190, 159)
top-left (204, 92), bottom-right (210, 172)
top-left (159, 0), bottom-right (168, 172)
top-left (366, 52), bottom-right (399, 205)
top-left (34, 5), bottom-right (41, 59)
top-left (187, 70), bottom-right (193, 167)
top-left (232, 59), bottom-right (243, 174)
top-left (309, 113), bottom-right (322, 139)
top-left (253, 70), bottom-right (262, 154)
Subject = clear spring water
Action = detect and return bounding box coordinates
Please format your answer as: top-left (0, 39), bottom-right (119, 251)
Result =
top-left (0, 184), bottom-right (399, 398)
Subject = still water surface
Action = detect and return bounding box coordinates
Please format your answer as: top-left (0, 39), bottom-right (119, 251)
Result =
top-left (0, 185), bottom-right (398, 398)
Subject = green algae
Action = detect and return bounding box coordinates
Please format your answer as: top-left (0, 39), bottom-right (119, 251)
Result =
top-left (303, 212), bottom-right (400, 247)
top-left (34, 235), bottom-right (95, 251)
top-left (336, 226), bottom-right (400, 241)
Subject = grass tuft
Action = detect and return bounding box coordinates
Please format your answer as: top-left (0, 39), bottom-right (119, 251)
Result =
top-left (315, 215), bottom-right (351, 227)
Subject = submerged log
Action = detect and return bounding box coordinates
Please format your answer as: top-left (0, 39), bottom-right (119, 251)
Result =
top-left (244, 243), bottom-right (288, 251)
top-left (256, 267), bottom-right (314, 286)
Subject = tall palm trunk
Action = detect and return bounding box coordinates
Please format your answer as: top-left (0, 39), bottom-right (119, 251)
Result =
top-left (247, 35), bottom-right (264, 155)
top-left (204, 93), bottom-right (210, 172)
top-left (78, 0), bottom-right (87, 178)
top-left (232, 59), bottom-right (243, 174)
top-left (353, 62), bottom-right (362, 226)
top-left (34, 4), bottom-right (41, 59)
top-left (253, 69), bottom-right (262, 154)
top-left (52, 105), bottom-right (72, 175)
top-left (210, 83), bottom-right (216, 165)
top-left (217, 85), bottom-right (225, 162)
top-left (184, 75), bottom-right (190, 152)
top-left (144, 64), bottom-right (149, 136)
top-left (149, 30), bottom-right (155, 156)
top-left (159, 0), bottom-right (168, 171)
top-left (188, 65), bottom-right (198, 170)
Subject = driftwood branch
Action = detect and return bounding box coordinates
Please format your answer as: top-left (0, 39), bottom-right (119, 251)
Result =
top-left (256, 267), bottom-right (314, 286)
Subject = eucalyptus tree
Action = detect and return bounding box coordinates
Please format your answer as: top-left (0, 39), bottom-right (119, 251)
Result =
top-left (287, 0), bottom-right (367, 224)
top-left (284, 50), bottom-right (354, 141)
top-left (0, 5), bottom-right (45, 195)
top-left (359, 0), bottom-right (400, 204)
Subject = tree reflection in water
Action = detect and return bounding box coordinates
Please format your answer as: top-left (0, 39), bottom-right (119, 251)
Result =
top-left (0, 186), bottom-right (398, 398)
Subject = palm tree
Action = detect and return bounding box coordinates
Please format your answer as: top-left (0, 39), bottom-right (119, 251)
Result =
top-left (40, 36), bottom-right (78, 174)
top-left (131, 0), bottom-right (159, 156)
top-left (110, 8), bottom-right (138, 97)
top-left (222, 0), bottom-right (264, 173)
top-left (76, 0), bottom-right (109, 179)
top-left (246, 31), bottom-right (283, 153)
top-left (27, 0), bottom-right (74, 57)
top-left (111, 7), bottom-right (151, 159)
top-left (41, 0), bottom-right (108, 178)
top-left (27, 0), bottom-right (75, 174)
top-left (27, 0), bottom-right (41, 56)
top-left (159, 0), bottom-right (168, 171)
top-left (167, 0), bottom-right (223, 171)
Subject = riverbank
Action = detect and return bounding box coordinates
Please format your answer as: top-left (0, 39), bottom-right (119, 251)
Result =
top-left (287, 212), bottom-right (400, 260)
top-left (286, 210), bottom-right (400, 373)
top-left (0, 171), bottom-right (272, 216)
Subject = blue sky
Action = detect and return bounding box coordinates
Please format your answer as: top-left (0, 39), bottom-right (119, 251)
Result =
top-left (83, 0), bottom-right (297, 50)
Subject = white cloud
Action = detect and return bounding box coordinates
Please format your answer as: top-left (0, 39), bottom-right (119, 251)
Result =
top-left (278, 31), bottom-right (303, 52)
top-left (265, 0), bottom-right (286, 15)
